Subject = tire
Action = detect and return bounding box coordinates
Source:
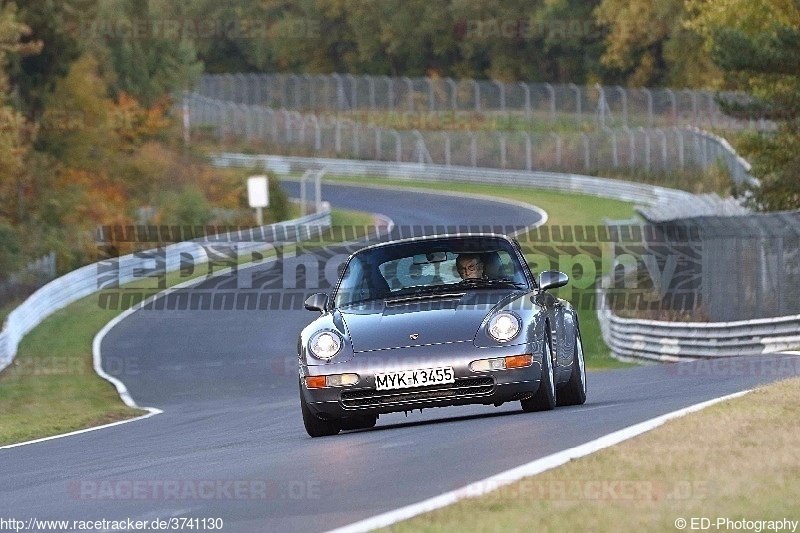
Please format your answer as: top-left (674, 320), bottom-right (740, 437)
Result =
top-left (300, 392), bottom-right (341, 437)
top-left (557, 329), bottom-right (587, 407)
top-left (521, 328), bottom-right (556, 412)
top-left (340, 414), bottom-right (378, 431)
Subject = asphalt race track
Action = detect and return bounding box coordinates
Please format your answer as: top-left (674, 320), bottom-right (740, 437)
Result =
top-left (2, 182), bottom-right (799, 532)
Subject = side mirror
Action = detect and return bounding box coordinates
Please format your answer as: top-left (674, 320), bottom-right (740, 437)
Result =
top-left (538, 270), bottom-right (569, 291)
top-left (304, 293), bottom-right (328, 313)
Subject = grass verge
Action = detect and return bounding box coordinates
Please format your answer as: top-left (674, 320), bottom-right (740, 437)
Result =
top-left (325, 175), bottom-right (637, 370)
top-left (383, 375), bottom-right (800, 532)
top-left (0, 208), bottom-right (377, 447)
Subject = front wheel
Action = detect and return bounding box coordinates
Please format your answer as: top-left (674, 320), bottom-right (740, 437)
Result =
top-left (300, 393), bottom-right (341, 437)
top-left (557, 329), bottom-right (587, 406)
top-left (521, 329), bottom-right (556, 412)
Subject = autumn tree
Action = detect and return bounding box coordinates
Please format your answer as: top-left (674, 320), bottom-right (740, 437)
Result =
top-left (687, 0), bottom-right (800, 210)
top-left (594, 0), bottom-right (721, 87)
top-left (0, 3), bottom-right (42, 226)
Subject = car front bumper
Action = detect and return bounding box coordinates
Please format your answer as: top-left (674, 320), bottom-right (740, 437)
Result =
top-left (299, 343), bottom-right (544, 419)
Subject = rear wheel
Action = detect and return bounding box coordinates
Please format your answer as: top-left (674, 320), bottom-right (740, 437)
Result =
top-left (521, 329), bottom-right (556, 412)
top-left (300, 392), bottom-right (341, 437)
top-left (557, 329), bottom-right (587, 406)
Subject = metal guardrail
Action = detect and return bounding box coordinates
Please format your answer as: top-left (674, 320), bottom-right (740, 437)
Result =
top-left (212, 152), bottom-right (744, 220)
top-left (599, 306), bottom-right (800, 362)
top-left (214, 153), bottom-right (797, 362)
top-left (0, 210), bottom-right (332, 374)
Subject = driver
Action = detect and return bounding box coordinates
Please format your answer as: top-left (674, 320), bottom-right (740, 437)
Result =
top-left (456, 253), bottom-right (484, 280)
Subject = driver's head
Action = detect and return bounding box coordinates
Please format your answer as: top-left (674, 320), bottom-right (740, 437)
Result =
top-left (456, 253), bottom-right (484, 279)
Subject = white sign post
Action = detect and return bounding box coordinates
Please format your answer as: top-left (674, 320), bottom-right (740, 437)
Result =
top-left (247, 175), bottom-right (269, 226)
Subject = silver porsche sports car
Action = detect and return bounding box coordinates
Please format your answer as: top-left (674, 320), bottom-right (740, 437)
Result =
top-left (298, 234), bottom-right (586, 437)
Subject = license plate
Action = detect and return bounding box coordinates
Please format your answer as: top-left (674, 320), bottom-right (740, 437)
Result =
top-left (375, 367), bottom-right (455, 391)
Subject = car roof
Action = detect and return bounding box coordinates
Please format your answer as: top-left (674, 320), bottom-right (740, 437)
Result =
top-left (351, 233), bottom-right (516, 254)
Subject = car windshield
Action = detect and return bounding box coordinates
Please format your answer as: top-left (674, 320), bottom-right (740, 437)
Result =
top-left (333, 236), bottom-right (530, 307)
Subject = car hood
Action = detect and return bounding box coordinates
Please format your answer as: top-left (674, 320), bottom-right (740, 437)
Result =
top-left (339, 290), bottom-right (515, 353)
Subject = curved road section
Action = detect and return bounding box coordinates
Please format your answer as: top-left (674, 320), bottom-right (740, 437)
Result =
top-left (1, 182), bottom-right (798, 532)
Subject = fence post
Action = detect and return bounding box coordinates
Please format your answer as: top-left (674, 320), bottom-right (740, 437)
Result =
top-left (368, 76), bottom-right (376, 110)
top-left (624, 126), bottom-right (635, 167)
top-left (495, 80), bottom-right (506, 112)
top-left (427, 77), bottom-right (435, 111)
top-left (656, 129), bottom-right (668, 171)
top-left (374, 128), bottom-right (382, 159)
top-left (665, 88), bottom-right (677, 126)
top-left (616, 86), bottom-right (628, 127)
top-left (545, 83), bottom-right (556, 123)
top-left (384, 76), bottom-right (394, 110)
top-left (347, 74), bottom-right (357, 109)
top-left (472, 80), bottom-right (480, 112)
top-left (519, 82), bottom-right (531, 120)
top-left (595, 84), bottom-right (606, 128)
top-left (671, 127), bottom-right (684, 170)
top-left (412, 130), bottom-right (432, 164)
top-left (550, 132), bottom-right (562, 167)
top-left (523, 132), bottom-right (532, 171)
top-left (581, 132), bottom-right (590, 171)
top-left (352, 123), bottom-right (360, 158)
top-left (470, 133), bottom-right (477, 167)
top-left (446, 78), bottom-right (457, 110)
top-left (641, 88), bottom-right (653, 127)
top-left (638, 127), bottom-right (651, 172)
top-left (442, 131), bottom-right (451, 167)
top-left (497, 132), bottom-right (507, 168)
top-left (569, 83), bottom-right (582, 126)
top-left (403, 76), bottom-right (414, 111)
top-left (277, 75), bottom-right (286, 109)
top-left (603, 126), bottom-right (618, 167)
top-left (312, 116), bottom-right (321, 150)
top-left (392, 129), bottom-right (401, 162)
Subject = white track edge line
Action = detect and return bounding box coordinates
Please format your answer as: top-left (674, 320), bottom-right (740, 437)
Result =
top-left (1, 182), bottom-right (542, 450)
top-left (327, 389), bottom-right (751, 533)
top-left (1, 210), bottom-right (401, 451)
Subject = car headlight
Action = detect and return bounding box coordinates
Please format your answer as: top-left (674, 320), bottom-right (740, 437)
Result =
top-left (308, 331), bottom-right (343, 360)
top-left (487, 312), bottom-right (521, 343)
